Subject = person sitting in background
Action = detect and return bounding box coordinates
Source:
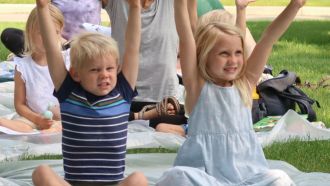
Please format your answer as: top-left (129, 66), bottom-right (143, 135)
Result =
top-left (0, 5), bottom-right (68, 133)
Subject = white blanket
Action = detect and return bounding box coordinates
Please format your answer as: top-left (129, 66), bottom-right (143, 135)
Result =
top-left (0, 154), bottom-right (330, 186)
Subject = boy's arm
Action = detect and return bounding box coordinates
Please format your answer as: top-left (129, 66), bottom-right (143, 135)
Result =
top-left (246, 0), bottom-right (306, 86)
top-left (36, 0), bottom-right (67, 91)
top-left (175, 0), bottom-right (203, 114)
top-left (121, 0), bottom-right (141, 90)
top-left (235, 0), bottom-right (255, 37)
top-left (187, 0), bottom-right (197, 33)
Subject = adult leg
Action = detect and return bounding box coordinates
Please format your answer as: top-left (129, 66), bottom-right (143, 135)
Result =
top-left (0, 28), bottom-right (24, 57)
top-left (32, 164), bottom-right (71, 186)
top-left (155, 123), bottom-right (186, 137)
top-left (119, 171), bottom-right (148, 186)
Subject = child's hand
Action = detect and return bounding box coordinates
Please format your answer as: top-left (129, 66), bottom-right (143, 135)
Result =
top-left (290, 0), bottom-right (306, 8)
top-left (36, 0), bottom-right (49, 8)
top-left (126, 0), bottom-right (141, 8)
top-left (49, 105), bottom-right (61, 121)
top-left (235, 0), bottom-right (256, 9)
top-left (36, 115), bottom-right (53, 130)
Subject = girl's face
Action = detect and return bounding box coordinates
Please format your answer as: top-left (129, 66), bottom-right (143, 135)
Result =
top-left (73, 54), bottom-right (118, 96)
top-left (31, 25), bottom-right (45, 54)
top-left (206, 33), bottom-right (244, 87)
top-left (31, 23), bottom-right (62, 54)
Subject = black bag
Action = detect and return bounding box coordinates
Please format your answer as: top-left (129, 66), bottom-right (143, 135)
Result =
top-left (252, 70), bottom-right (320, 123)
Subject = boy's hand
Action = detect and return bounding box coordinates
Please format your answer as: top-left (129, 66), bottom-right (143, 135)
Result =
top-left (126, 0), bottom-right (141, 8)
top-left (236, 0), bottom-right (256, 9)
top-left (36, 0), bottom-right (49, 8)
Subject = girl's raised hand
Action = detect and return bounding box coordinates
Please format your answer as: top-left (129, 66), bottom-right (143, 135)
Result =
top-left (36, 0), bottom-right (49, 8)
top-left (291, 0), bottom-right (306, 8)
top-left (235, 0), bottom-right (256, 9)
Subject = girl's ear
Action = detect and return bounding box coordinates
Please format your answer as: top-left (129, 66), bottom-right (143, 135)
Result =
top-left (69, 67), bottom-right (80, 82)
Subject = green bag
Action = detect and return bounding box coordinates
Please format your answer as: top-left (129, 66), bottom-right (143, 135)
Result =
top-left (197, 0), bottom-right (225, 17)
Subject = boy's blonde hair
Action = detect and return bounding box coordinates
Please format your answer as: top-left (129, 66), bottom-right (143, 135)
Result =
top-left (70, 32), bottom-right (119, 70)
top-left (197, 9), bottom-right (235, 29)
top-left (24, 4), bottom-right (64, 55)
top-left (195, 22), bottom-right (251, 107)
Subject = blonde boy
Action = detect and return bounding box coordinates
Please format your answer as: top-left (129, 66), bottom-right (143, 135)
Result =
top-left (32, 0), bottom-right (148, 185)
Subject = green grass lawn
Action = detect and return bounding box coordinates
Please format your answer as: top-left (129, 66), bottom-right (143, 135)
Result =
top-left (1, 21), bottom-right (330, 173)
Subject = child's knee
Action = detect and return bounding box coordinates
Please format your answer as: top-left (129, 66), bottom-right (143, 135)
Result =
top-left (32, 164), bottom-right (50, 182)
top-left (122, 171), bottom-right (148, 186)
top-left (268, 169), bottom-right (294, 185)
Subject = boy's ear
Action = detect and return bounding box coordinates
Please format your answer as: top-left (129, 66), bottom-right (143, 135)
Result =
top-left (69, 67), bottom-right (80, 82)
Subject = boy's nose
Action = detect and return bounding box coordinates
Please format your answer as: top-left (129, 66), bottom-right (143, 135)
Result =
top-left (99, 69), bottom-right (109, 78)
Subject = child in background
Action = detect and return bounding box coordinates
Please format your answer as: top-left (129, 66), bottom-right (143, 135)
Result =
top-left (32, 0), bottom-right (148, 185)
top-left (156, 0), bottom-right (305, 185)
top-left (0, 5), bottom-right (68, 133)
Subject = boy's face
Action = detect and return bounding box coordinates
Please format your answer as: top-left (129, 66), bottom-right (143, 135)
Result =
top-left (206, 33), bottom-right (244, 87)
top-left (73, 54), bottom-right (118, 96)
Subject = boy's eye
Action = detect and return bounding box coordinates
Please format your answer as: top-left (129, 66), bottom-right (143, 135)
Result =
top-left (90, 68), bottom-right (98, 72)
top-left (106, 67), bottom-right (114, 71)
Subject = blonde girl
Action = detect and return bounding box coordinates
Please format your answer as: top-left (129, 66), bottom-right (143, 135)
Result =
top-left (156, 0), bottom-right (306, 185)
top-left (0, 5), bottom-right (67, 133)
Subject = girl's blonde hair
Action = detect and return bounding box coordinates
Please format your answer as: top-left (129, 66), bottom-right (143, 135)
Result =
top-left (70, 32), bottom-right (119, 70)
top-left (195, 22), bottom-right (252, 107)
top-left (24, 4), bottom-right (64, 55)
top-left (197, 9), bottom-right (235, 28)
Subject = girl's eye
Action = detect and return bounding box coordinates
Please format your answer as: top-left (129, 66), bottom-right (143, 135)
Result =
top-left (235, 50), bottom-right (243, 56)
top-left (220, 52), bottom-right (229, 57)
top-left (90, 68), bottom-right (98, 72)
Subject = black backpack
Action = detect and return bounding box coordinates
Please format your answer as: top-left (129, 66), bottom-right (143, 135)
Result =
top-left (252, 70), bottom-right (320, 123)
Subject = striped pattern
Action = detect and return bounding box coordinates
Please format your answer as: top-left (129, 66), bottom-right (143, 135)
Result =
top-left (57, 73), bottom-right (135, 183)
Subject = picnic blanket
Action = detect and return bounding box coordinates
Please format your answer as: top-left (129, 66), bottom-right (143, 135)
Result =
top-left (0, 61), bottom-right (15, 82)
top-left (1, 80), bottom-right (330, 161)
top-left (1, 154), bottom-right (330, 186)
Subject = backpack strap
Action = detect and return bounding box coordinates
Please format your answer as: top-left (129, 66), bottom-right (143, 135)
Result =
top-left (278, 85), bottom-right (320, 122)
top-left (257, 70), bottom-right (297, 92)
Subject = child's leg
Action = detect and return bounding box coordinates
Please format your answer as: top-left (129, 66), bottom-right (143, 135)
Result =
top-left (119, 171), bottom-right (148, 186)
top-left (0, 118), bottom-right (34, 132)
top-left (32, 164), bottom-right (70, 186)
top-left (243, 169), bottom-right (295, 186)
top-left (156, 123), bottom-right (186, 137)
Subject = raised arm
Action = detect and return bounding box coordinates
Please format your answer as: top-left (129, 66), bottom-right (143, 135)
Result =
top-left (246, 0), bottom-right (306, 86)
top-left (235, 0), bottom-right (255, 38)
top-left (188, 0), bottom-right (197, 33)
top-left (120, 0), bottom-right (141, 89)
top-left (175, 0), bottom-right (203, 114)
top-left (36, 0), bottom-right (66, 91)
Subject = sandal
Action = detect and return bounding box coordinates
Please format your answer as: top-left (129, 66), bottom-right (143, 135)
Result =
top-left (156, 96), bottom-right (181, 116)
top-left (137, 96), bottom-right (181, 120)
top-left (137, 104), bottom-right (156, 120)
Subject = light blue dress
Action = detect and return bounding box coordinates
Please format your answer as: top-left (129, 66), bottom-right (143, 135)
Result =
top-left (156, 82), bottom-right (294, 186)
